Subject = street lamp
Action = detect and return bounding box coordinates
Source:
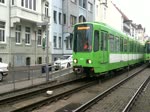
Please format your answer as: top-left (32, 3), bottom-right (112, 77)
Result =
top-left (37, 22), bottom-right (50, 82)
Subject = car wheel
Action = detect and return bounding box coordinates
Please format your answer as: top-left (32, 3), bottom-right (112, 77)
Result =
top-left (0, 73), bottom-right (3, 81)
top-left (1, 72), bottom-right (7, 76)
top-left (67, 63), bottom-right (71, 68)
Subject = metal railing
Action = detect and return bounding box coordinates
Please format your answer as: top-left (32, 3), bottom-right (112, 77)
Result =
top-left (0, 62), bottom-right (74, 93)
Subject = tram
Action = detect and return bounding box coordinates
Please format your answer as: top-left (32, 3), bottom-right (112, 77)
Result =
top-left (72, 22), bottom-right (144, 77)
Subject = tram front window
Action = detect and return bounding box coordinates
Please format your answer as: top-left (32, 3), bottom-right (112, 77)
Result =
top-left (73, 24), bottom-right (92, 52)
top-left (147, 43), bottom-right (150, 53)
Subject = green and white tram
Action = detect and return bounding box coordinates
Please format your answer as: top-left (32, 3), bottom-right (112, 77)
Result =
top-left (144, 40), bottom-right (150, 63)
top-left (73, 22), bottom-right (144, 77)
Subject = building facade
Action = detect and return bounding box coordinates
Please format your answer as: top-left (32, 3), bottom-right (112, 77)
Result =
top-left (50, 0), bottom-right (95, 62)
top-left (0, 0), bottom-right (50, 66)
top-left (0, 0), bottom-right (146, 66)
top-left (50, 0), bottom-right (63, 62)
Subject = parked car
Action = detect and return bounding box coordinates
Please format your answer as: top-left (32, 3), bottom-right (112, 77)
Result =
top-left (0, 62), bottom-right (8, 81)
top-left (54, 55), bottom-right (72, 70)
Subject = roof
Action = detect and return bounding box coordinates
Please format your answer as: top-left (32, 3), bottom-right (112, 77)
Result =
top-left (111, 2), bottom-right (129, 21)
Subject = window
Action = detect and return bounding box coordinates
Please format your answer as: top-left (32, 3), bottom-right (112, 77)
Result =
top-left (15, 25), bottom-right (21, 44)
top-left (0, 0), bottom-right (4, 3)
top-left (53, 36), bottom-right (57, 48)
top-left (29, 0), bottom-right (32, 9)
top-left (45, 2), bottom-right (49, 16)
top-left (109, 35), bottom-right (114, 52)
top-left (73, 24), bottom-right (92, 52)
top-left (25, 0), bottom-right (28, 8)
top-left (37, 29), bottom-right (42, 45)
top-left (0, 21), bottom-right (5, 42)
top-left (79, 15), bottom-right (86, 22)
top-left (21, 0), bottom-right (36, 11)
top-left (94, 30), bottom-right (99, 52)
top-left (88, 2), bottom-right (93, 12)
top-left (21, 0), bottom-right (24, 6)
top-left (59, 37), bottom-right (61, 48)
top-left (12, 0), bottom-right (14, 5)
top-left (25, 27), bottom-right (31, 44)
top-left (129, 41), bottom-right (133, 52)
top-left (63, 14), bottom-right (66, 24)
top-left (59, 12), bottom-right (62, 24)
top-left (26, 57), bottom-right (30, 65)
top-left (115, 36), bottom-right (120, 52)
top-left (70, 15), bottom-right (77, 26)
top-left (123, 39), bottom-right (127, 52)
top-left (53, 11), bottom-right (57, 23)
top-left (120, 38), bottom-right (123, 52)
top-left (65, 37), bottom-right (72, 49)
top-left (101, 31), bottom-right (107, 51)
top-left (33, 0), bottom-right (36, 10)
top-left (37, 57), bottom-right (42, 64)
top-left (83, 0), bottom-right (86, 8)
top-left (79, 0), bottom-right (87, 9)
top-left (0, 58), bottom-right (2, 62)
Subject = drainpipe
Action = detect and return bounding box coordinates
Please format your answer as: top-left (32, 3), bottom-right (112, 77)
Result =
top-left (62, 0), bottom-right (64, 55)
top-left (34, 31), bottom-right (37, 64)
top-left (8, 0), bottom-right (12, 67)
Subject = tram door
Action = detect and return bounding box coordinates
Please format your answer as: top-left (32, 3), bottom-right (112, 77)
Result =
top-left (100, 31), bottom-right (108, 64)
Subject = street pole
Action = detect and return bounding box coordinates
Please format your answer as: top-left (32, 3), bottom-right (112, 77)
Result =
top-left (46, 24), bottom-right (49, 82)
top-left (37, 22), bottom-right (49, 82)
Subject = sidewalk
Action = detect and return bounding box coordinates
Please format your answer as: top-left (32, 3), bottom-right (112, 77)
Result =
top-left (0, 77), bottom-right (46, 94)
top-left (0, 68), bottom-right (77, 94)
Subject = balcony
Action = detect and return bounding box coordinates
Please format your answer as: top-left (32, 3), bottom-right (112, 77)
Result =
top-left (41, 14), bottom-right (50, 23)
top-left (10, 6), bottom-right (49, 27)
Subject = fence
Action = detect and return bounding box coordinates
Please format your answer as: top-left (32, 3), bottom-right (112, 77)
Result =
top-left (0, 63), bottom-right (75, 93)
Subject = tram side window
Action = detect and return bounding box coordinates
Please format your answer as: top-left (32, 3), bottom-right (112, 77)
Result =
top-left (109, 34), bottom-right (114, 52)
top-left (148, 44), bottom-right (150, 53)
top-left (115, 36), bottom-right (120, 52)
top-left (131, 42), bottom-right (134, 52)
top-left (129, 41), bottom-right (132, 52)
top-left (94, 30), bottom-right (99, 52)
top-left (134, 43), bottom-right (136, 52)
top-left (135, 43), bottom-right (137, 53)
top-left (147, 43), bottom-right (150, 53)
top-left (101, 31), bottom-right (107, 51)
top-left (123, 39), bottom-right (127, 52)
top-left (137, 44), bottom-right (140, 53)
top-left (120, 38), bottom-right (123, 52)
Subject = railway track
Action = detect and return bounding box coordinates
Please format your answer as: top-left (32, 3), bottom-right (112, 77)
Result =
top-left (0, 78), bottom-right (80, 104)
top-left (122, 76), bottom-right (150, 112)
top-left (0, 78), bottom-right (98, 112)
top-left (73, 65), bottom-right (149, 112)
top-left (29, 64), bottom-right (147, 112)
top-left (0, 64), bottom-right (148, 112)
top-left (129, 76), bottom-right (150, 112)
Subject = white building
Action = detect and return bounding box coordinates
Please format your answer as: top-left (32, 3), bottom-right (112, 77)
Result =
top-left (50, 0), bottom-right (95, 62)
top-left (0, 0), bottom-right (50, 66)
top-left (50, 0), bottom-right (63, 61)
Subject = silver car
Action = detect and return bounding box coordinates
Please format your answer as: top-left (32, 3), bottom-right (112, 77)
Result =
top-left (0, 62), bottom-right (8, 81)
top-left (54, 55), bottom-right (72, 70)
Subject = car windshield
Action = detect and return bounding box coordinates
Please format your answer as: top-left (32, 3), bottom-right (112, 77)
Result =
top-left (73, 24), bottom-right (92, 52)
top-left (59, 56), bottom-right (71, 60)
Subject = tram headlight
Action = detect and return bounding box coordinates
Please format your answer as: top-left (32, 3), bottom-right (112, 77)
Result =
top-left (86, 59), bottom-right (92, 64)
top-left (73, 59), bottom-right (78, 64)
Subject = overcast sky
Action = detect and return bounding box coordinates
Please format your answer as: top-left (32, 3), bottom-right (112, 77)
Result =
top-left (112, 0), bottom-right (150, 35)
